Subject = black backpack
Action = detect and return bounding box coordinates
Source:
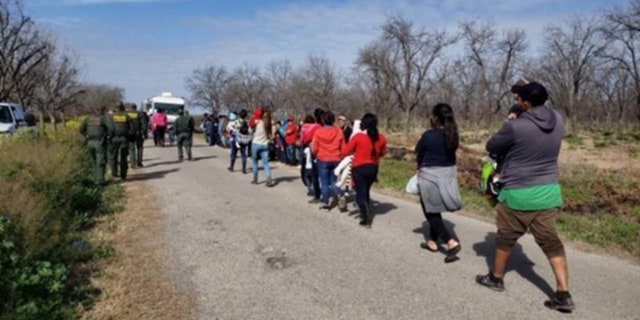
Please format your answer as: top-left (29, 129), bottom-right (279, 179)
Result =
top-left (239, 120), bottom-right (249, 135)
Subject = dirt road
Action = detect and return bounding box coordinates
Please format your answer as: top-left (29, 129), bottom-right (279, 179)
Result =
top-left (134, 140), bottom-right (640, 320)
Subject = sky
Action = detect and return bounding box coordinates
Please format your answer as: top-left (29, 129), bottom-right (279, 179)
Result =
top-left (27, 0), bottom-right (630, 107)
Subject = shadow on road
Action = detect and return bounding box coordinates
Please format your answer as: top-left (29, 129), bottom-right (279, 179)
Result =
top-left (411, 219), bottom-right (460, 252)
top-left (273, 174), bottom-right (301, 184)
top-left (143, 160), bottom-right (183, 168)
top-left (472, 232), bottom-right (555, 297)
top-left (127, 168), bottom-right (180, 181)
top-left (192, 155), bottom-right (217, 161)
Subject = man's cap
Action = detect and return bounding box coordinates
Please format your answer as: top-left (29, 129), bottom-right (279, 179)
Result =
top-left (511, 77), bottom-right (536, 94)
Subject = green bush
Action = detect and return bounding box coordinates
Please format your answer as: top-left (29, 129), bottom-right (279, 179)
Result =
top-left (0, 129), bottom-right (120, 319)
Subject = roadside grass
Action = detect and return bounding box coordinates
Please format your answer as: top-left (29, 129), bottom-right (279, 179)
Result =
top-left (0, 127), bottom-right (124, 319)
top-left (376, 152), bottom-right (640, 259)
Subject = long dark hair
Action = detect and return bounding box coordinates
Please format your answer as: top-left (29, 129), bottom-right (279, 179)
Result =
top-left (360, 113), bottom-right (380, 156)
top-left (431, 103), bottom-right (458, 151)
top-left (263, 108), bottom-right (273, 139)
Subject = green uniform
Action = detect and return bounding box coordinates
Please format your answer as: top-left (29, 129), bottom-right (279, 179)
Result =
top-left (127, 110), bottom-right (146, 168)
top-left (174, 114), bottom-right (195, 161)
top-left (79, 114), bottom-right (109, 184)
top-left (109, 111), bottom-right (133, 179)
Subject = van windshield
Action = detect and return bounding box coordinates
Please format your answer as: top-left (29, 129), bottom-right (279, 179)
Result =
top-left (153, 103), bottom-right (183, 116)
top-left (0, 106), bottom-right (12, 123)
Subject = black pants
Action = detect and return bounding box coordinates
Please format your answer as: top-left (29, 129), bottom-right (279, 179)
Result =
top-left (310, 156), bottom-right (321, 199)
top-left (353, 164), bottom-right (378, 223)
top-left (421, 210), bottom-right (453, 243)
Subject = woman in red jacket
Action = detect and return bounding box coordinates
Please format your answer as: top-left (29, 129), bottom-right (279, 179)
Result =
top-left (342, 113), bottom-right (387, 228)
top-left (311, 111), bottom-right (344, 209)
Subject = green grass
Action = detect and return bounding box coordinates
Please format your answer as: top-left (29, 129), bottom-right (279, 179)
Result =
top-left (557, 213), bottom-right (640, 256)
top-left (375, 156), bottom-right (640, 259)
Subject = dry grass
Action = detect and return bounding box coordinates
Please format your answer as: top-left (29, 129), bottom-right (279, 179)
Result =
top-left (83, 179), bottom-right (195, 320)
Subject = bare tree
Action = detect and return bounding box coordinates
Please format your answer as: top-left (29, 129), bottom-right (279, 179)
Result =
top-left (185, 64), bottom-right (229, 114)
top-left (602, 0), bottom-right (640, 122)
top-left (264, 59), bottom-right (296, 114)
top-left (459, 20), bottom-right (527, 122)
top-left (75, 83), bottom-right (124, 116)
top-left (539, 15), bottom-right (606, 134)
top-left (356, 40), bottom-right (396, 129)
top-left (376, 16), bottom-right (458, 138)
top-left (299, 53), bottom-right (339, 111)
top-left (224, 63), bottom-right (269, 111)
top-left (31, 48), bottom-right (82, 129)
top-left (0, 0), bottom-right (52, 104)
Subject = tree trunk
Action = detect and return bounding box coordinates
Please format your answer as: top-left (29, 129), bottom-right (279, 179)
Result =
top-left (403, 108), bottom-right (411, 140)
top-left (48, 111), bottom-right (57, 131)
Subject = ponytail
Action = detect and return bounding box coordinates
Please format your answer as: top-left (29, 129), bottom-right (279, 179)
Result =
top-left (360, 113), bottom-right (380, 157)
top-left (432, 103), bottom-right (459, 151)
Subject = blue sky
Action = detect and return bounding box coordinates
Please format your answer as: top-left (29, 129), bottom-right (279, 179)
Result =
top-left (28, 0), bottom-right (629, 106)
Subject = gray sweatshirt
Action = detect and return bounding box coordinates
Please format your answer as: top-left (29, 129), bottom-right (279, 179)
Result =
top-left (486, 105), bottom-right (564, 189)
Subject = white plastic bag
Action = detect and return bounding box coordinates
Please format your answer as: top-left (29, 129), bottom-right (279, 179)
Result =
top-left (405, 174), bottom-right (419, 195)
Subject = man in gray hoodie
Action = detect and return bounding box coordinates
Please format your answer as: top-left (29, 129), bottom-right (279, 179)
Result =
top-left (475, 82), bottom-right (575, 312)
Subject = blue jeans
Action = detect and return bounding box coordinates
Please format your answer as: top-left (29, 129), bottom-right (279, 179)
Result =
top-left (317, 160), bottom-right (340, 204)
top-left (252, 143), bottom-right (272, 182)
top-left (286, 145), bottom-right (298, 164)
top-left (230, 139), bottom-right (248, 171)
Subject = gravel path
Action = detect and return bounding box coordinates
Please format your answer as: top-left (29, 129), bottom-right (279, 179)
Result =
top-left (136, 139), bottom-right (640, 320)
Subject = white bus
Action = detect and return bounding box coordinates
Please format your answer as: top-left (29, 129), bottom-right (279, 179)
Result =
top-left (143, 92), bottom-right (185, 125)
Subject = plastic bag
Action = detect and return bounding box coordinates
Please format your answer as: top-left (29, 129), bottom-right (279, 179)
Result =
top-left (405, 174), bottom-right (419, 195)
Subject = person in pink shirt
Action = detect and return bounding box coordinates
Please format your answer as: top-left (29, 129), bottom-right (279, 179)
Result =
top-left (152, 109), bottom-right (168, 147)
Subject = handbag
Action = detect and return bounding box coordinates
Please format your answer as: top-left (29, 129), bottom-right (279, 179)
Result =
top-left (405, 174), bottom-right (419, 195)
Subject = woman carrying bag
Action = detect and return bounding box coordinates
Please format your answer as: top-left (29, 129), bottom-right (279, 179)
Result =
top-left (414, 103), bottom-right (462, 263)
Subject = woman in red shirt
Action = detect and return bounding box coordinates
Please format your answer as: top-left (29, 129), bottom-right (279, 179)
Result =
top-left (342, 113), bottom-right (387, 228)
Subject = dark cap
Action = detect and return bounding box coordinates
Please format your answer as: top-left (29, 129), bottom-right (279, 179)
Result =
top-left (511, 77), bottom-right (536, 94)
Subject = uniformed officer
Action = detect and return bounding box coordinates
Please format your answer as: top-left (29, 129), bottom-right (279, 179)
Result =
top-left (127, 103), bottom-right (147, 168)
top-left (79, 106), bottom-right (110, 185)
top-left (174, 110), bottom-right (195, 161)
top-left (109, 102), bottom-right (133, 180)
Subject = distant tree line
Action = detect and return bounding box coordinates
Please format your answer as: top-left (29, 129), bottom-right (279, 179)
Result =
top-left (187, 0), bottom-right (640, 136)
top-left (0, 0), bottom-right (123, 129)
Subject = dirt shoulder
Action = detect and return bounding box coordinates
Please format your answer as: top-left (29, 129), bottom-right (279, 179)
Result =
top-left (83, 179), bottom-right (195, 320)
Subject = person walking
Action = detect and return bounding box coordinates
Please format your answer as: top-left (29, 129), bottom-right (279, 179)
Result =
top-left (229, 109), bottom-right (252, 173)
top-left (152, 109), bottom-right (168, 147)
top-left (301, 108), bottom-right (324, 203)
top-left (109, 102), bottom-right (133, 180)
top-left (127, 103), bottom-right (145, 168)
top-left (415, 103), bottom-right (462, 263)
top-left (284, 115), bottom-right (299, 165)
top-left (174, 110), bottom-right (195, 161)
top-left (342, 113), bottom-right (387, 228)
top-left (475, 82), bottom-right (575, 312)
top-left (79, 106), bottom-right (110, 185)
top-left (249, 107), bottom-right (274, 186)
top-left (337, 115), bottom-right (353, 143)
top-left (311, 111), bottom-right (344, 210)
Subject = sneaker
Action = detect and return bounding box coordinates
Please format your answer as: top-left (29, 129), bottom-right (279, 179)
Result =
top-left (475, 273), bottom-right (505, 292)
top-left (359, 220), bottom-right (372, 229)
top-left (137, 163), bottom-right (144, 167)
top-left (242, 169), bottom-right (247, 174)
top-left (251, 180), bottom-right (258, 185)
top-left (266, 180), bottom-right (275, 187)
top-left (319, 204), bottom-right (331, 210)
top-left (337, 195), bottom-right (347, 212)
top-left (308, 198), bottom-right (321, 204)
top-left (227, 167), bottom-right (233, 172)
top-left (544, 291), bottom-right (575, 313)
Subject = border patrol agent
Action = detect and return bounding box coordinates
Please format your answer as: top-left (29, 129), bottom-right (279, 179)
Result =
top-left (109, 102), bottom-right (133, 180)
top-left (127, 103), bottom-right (147, 168)
top-left (174, 110), bottom-right (195, 161)
top-left (79, 106), bottom-right (109, 185)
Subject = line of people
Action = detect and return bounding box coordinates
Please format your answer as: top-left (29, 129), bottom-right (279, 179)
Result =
top-left (80, 102), bottom-right (196, 184)
top-left (218, 80), bottom-right (573, 312)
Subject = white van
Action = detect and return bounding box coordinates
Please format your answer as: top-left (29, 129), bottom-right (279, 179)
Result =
top-left (0, 102), bottom-right (27, 135)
